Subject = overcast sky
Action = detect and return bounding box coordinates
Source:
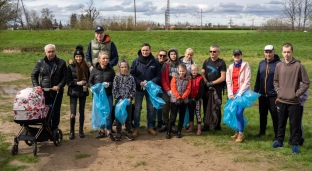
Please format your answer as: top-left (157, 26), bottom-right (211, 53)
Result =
top-left (22, 0), bottom-right (283, 26)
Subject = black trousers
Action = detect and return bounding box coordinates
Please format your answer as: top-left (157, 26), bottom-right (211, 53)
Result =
top-left (188, 100), bottom-right (202, 124)
top-left (168, 102), bottom-right (187, 132)
top-left (258, 96), bottom-right (278, 137)
top-left (276, 102), bottom-right (301, 145)
top-left (45, 91), bottom-right (63, 131)
top-left (70, 96), bottom-right (86, 127)
top-left (115, 104), bottom-right (133, 133)
top-left (203, 90), bottom-right (222, 129)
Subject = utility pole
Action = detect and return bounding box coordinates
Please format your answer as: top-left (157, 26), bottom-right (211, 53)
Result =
top-left (165, 0), bottom-right (170, 30)
top-left (134, 0), bottom-right (136, 27)
top-left (201, 9), bottom-right (202, 30)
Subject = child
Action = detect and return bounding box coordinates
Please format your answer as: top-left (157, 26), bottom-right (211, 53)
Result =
top-left (166, 63), bottom-right (191, 139)
top-left (179, 48), bottom-right (195, 75)
top-left (187, 64), bottom-right (205, 135)
top-left (113, 59), bottom-right (136, 141)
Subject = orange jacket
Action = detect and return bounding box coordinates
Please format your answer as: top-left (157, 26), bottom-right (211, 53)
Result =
top-left (170, 76), bottom-right (191, 102)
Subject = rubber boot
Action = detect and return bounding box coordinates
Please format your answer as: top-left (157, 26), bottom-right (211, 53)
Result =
top-left (79, 125), bottom-right (85, 138)
top-left (197, 124), bottom-right (202, 136)
top-left (186, 122), bottom-right (194, 132)
top-left (176, 126), bottom-right (182, 138)
top-left (69, 118), bottom-right (75, 140)
top-left (166, 122), bottom-right (172, 139)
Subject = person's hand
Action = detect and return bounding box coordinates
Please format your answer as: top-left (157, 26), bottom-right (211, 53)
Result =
top-left (128, 98), bottom-right (131, 103)
top-left (206, 81), bottom-right (213, 88)
top-left (89, 66), bottom-right (93, 71)
top-left (275, 98), bottom-right (278, 104)
top-left (140, 81), bottom-right (145, 87)
top-left (167, 90), bottom-right (172, 96)
top-left (103, 82), bottom-right (109, 88)
top-left (234, 94), bottom-right (241, 99)
top-left (229, 95), bottom-right (234, 100)
top-left (52, 86), bottom-right (60, 92)
top-left (176, 98), bottom-right (183, 105)
top-left (77, 80), bottom-right (86, 85)
top-left (36, 86), bottom-right (42, 89)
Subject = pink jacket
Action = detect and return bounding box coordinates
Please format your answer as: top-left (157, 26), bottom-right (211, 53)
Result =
top-left (226, 61), bottom-right (251, 98)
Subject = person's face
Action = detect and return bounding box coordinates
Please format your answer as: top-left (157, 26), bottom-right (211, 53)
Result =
top-left (119, 63), bottom-right (128, 75)
top-left (178, 67), bottom-right (187, 78)
top-left (99, 54), bottom-right (109, 66)
top-left (264, 50), bottom-right (275, 61)
top-left (282, 46), bottom-right (293, 61)
top-left (95, 31), bottom-right (105, 42)
top-left (185, 52), bottom-right (193, 61)
top-left (45, 45), bottom-right (56, 61)
top-left (141, 46), bottom-right (151, 57)
top-left (169, 51), bottom-right (177, 61)
top-left (191, 66), bottom-right (198, 76)
top-left (233, 54), bottom-right (242, 63)
top-left (157, 51), bottom-right (167, 62)
top-left (210, 47), bottom-right (220, 59)
top-left (75, 55), bottom-right (83, 63)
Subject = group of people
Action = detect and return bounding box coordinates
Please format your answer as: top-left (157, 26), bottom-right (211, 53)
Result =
top-left (30, 25), bottom-right (310, 155)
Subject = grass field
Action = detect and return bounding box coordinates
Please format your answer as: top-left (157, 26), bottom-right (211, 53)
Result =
top-left (0, 30), bottom-right (312, 170)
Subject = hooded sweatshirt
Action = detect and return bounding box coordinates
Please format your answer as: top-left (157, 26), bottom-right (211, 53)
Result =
top-left (161, 48), bottom-right (180, 92)
top-left (273, 57), bottom-right (310, 104)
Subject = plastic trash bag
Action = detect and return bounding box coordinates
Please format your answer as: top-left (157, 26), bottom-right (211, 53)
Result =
top-left (146, 81), bottom-right (166, 109)
top-left (183, 107), bottom-right (189, 128)
top-left (222, 90), bottom-right (260, 131)
top-left (90, 83), bottom-right (110, 130)
top-left (115, 99), bottom-right (130, 125)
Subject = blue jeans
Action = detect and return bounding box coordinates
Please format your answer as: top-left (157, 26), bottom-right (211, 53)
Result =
top-left (134, 91), bottom-right (155, 129)
top-left (100, 95), bottom-right (113, 130)
top-left (236, 106), bottom-right (245, 132)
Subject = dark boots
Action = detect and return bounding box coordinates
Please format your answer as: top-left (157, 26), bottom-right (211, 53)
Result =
top-left (79, 125), bottom-right (85, 138)
top-left (176, 126), bottom-right (182, 138)
top-left (166, 122), bottom-right (172, 139)
top-left (69, 118), bottom-right (75, 140)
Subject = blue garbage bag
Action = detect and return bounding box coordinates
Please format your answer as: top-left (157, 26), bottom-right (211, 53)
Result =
top-left (115, 99), bottom-right (130, 125)
top-left (146, 81), bottom-right (166, 109)
top-left (222, 90), bottom-right (260, 131)
top-left (90, 83), bottom-right (110, 130)
top-left (183, 107), bottom-right (189, 128)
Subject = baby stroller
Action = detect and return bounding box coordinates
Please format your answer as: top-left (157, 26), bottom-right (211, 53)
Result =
top-left (11, 87), bottom-right (63, 156)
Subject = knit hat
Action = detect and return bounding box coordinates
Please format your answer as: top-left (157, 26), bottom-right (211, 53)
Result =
top-left (74, 45), bottom-right (84, 58)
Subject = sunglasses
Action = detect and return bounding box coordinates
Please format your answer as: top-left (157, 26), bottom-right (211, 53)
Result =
top-left (159, 54), bottom-right (167, 57)
top-left (209, 51), bottom-right (218, 53)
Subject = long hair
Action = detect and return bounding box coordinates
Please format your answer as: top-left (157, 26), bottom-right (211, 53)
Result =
top-left (116, 59), bottom-right (130, 76)
top-left (74, 45), bottom-right (88, 81)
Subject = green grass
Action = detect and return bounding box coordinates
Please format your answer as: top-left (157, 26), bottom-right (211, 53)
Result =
top-left (0, 30), bottom-right (312, 170)
top-left (75, 153), bottom-right (91, 159)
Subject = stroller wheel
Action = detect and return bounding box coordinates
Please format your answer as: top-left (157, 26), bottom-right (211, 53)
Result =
top-left (11, 145), bottom-right (18, 155)
top-left (53, 129), bottom-right (63, 146)
top-left (32, 142), bottom-right (37, 156)
top-left (25, 140), bottom-right (33, 146)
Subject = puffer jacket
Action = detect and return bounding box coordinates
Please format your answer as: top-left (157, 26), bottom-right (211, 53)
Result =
top-left (89, 62), bottom-right (115, 96)
top-left (31, 56), bottom-right (67, 91)
top-left (170, 76), bottom-right (191, 103)
top-left (66, 61), bottom-right (90, 97)
top-left (254, 54), bottom-right (281, 97)
top-left (130, 50), bottom-right (161, 91)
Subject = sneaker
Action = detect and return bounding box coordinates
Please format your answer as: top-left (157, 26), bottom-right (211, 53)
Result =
top-left (132, 129), bottom-right (139, 138)
top-left (158, 125), bottom-right (167, 133)
top-left (201, 126), bottom-right (210, 132)
top-left (292, 145), bottom-right (300, 154)
top-left (171, 126), bottom-right (178, 134)
top-left (108, 133), bottom-right (116, 141)
top-left (272, 140), bottom-right (283, 148)
top-left (125, 133), bottom-right (134, 141)
top-left (95, 131), bottom-right (105, 139)
top-left (148, 128), bottom-right (157, 135)
top-left (115, 132), bottom-right (122, 141)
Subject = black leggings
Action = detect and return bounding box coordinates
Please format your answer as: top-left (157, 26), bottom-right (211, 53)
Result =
top-left (70, 96), bottom-right (86, 125)
top-left (116, 104), bottom-right (133, 133)
top-left (188, 100), bottom-right (202, 124)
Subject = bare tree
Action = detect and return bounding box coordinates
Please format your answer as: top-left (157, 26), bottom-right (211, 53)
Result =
top-left (0, 0), bottom-right (16, 28)
top-left (281, 0), bottom-right (312, 31)
top-left (80, 0), bottom-right (100, 26)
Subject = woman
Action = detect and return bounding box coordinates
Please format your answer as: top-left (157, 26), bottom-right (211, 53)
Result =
top-left (66, 45), bottom-right (90, 140)
top-left (89, 52), bottom-right (116, 141)
top-left (226, 49), bottom-right (251, 143)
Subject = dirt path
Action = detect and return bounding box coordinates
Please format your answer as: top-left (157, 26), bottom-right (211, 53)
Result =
top-left (0, 73), bottom-right (278, 171)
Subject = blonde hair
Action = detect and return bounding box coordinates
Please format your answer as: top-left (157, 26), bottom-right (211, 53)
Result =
top-left (116, 59), bottom-right (130, 75)
top-left (184, 48), bottom-right (194, 56)
top-left (191, 64), bottom-right (199, 71)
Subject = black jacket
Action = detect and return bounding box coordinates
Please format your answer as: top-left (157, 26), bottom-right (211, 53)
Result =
top-left (66, 63), bottom-right (90, 97)
top-left (254, 54), bottom-right (281, 97)
top-left (31, 56), bottom-right (67, 92)
top-left (89, 62), bottom-right (115, 96)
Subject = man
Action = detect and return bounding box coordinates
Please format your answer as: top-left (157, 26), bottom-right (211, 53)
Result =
top-left (31, 44), bottom-right (67, 131)
top-left (130, 43), bottom-right (161, 138)
top-left (272, 43), bottom-right (310, 154)
top-left (86, 25), bottom-right (119, 69)
top-left (201, 45), bottom-right (226, 131)
top-left (155, 50), bottom-right (168, 129)
top-left (254, 45), bottom-right (280, 138)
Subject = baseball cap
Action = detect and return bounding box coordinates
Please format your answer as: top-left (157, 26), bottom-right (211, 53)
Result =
top-left (232, 49), bottom-right (242, 55)
top-left (264, 45), bottom-right (274, 51)
top-left (95, 26), bottom-right (104, 32)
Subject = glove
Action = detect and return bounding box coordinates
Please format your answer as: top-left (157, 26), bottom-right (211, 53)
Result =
top-left (167, 91), bottom-right (172, 96)
top-left (103, 82), bottom-right (109, 88)
top-left (206, 81), bottom-right (213, 88)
